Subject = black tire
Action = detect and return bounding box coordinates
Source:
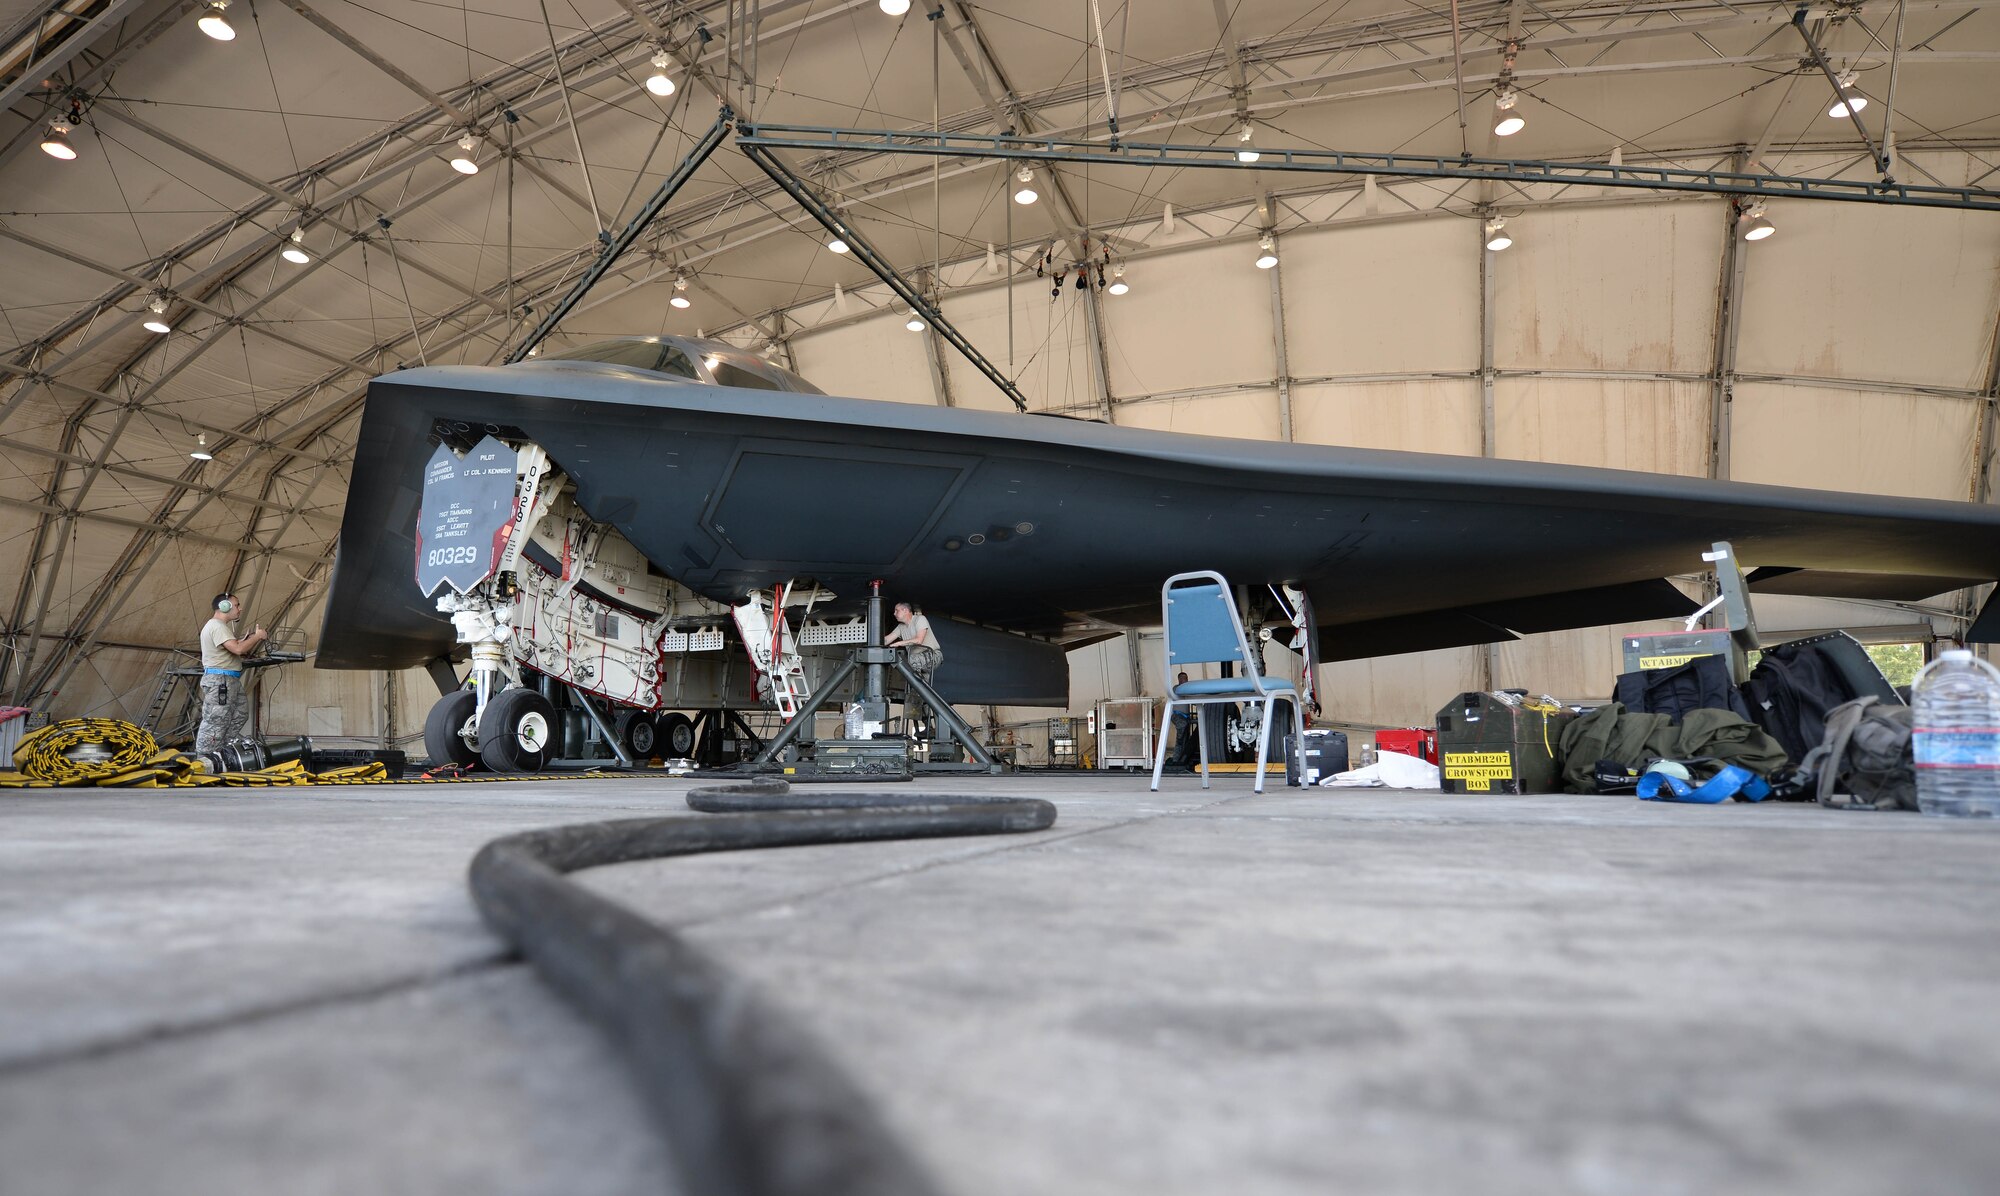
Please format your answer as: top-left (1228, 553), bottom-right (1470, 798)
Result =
top-left (478, 687), bottom-right (557, 773)
top-left (621, 711), bottom-right (658, 759)
top-left (656, 711), bottom-right (696, 758)
top-left (424, 690), bottom-right (479, 768)
top-left (1200, 703), bottom-right (1234, 762)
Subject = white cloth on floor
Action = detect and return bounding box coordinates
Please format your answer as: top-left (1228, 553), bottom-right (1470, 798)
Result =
top-left (1320, 749), bottom-right (1440, 789)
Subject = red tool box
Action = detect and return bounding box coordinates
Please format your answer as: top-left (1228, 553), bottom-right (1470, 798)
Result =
top-left (1374, 727), bottom-right (1438, 765)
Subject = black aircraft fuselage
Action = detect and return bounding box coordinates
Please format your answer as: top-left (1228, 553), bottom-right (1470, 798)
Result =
top-left (319, 336), bottom-right (2000, 683)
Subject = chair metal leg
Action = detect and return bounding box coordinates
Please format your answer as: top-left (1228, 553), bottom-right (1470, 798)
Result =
top-left (1291, 697), bottom-right (1308, 789)
top-left (1196, 702), bottom-right (1211, 789)
top-left (1253, 695), bottom-right (1275, 794)
top-left (1151, 700), bottom-right (1174, 791)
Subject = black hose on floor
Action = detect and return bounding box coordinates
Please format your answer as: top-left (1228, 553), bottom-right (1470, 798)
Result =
top-left (467, 777), bottom-right (1058, 1196)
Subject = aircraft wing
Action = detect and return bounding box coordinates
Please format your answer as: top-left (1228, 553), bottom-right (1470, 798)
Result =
top-left (318, 363), bottom-right (2000, 669)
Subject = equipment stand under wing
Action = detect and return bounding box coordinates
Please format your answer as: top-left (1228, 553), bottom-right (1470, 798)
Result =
top-left (754, 583), bottom-right (999, 774)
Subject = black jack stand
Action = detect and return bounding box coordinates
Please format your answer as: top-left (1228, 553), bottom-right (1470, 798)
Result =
top-left (752, 581), bottom-right (1000, 773)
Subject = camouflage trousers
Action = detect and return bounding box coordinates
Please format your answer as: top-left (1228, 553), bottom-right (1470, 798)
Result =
top-left (194, 675), bottom-right (249, 752)
top-left (904, 644), bottom-right (941, 687)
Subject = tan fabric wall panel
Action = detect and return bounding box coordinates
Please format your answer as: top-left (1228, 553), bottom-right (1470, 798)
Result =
top-left (1280, 219), bottom-right (1479, 376)
top-left (789, 311), bottom-right (938, 408)
top-left (1492, 618), bottom-right (1688, 703)
top-left (1291, 379), bottom-right (1483, 455)
top-left (1103, 240), bottom-right (1276, 398)
top-left (261, 664), bottom-right (440, 742)
top-left (1730, 382), bottom-right (1978, 500)
top-left (941, 286), bottom-right (1093, 414)
top-left (1495, 377), bottom-right (1709, 475)
top-left (1116, 389), bottom-right (1282, 441)
top-left (53, 647), bottom-right (161, 721)
top-left (1734, 197), bottom-right (2000, 390)
top-left (1493, 202), bottom-right (1722, 374)
top-left (1317, 647), bottom-right (1484, 729)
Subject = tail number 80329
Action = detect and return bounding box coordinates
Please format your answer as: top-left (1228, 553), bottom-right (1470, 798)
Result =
top-left (426, 545), bottom-right (482, 567)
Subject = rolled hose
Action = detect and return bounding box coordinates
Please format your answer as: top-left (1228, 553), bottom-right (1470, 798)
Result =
top-left (467, 777), bottom-right (1058, 1196)
top-left (14, 718), bottom-right (159, 783)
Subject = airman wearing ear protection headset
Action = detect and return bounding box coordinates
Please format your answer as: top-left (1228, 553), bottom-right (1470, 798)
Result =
top-left (196, 593), bottom-right (267, 753)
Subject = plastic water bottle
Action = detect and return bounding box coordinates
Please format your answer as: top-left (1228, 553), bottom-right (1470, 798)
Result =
top-left (1912, 649), bottom-right (2000, 818)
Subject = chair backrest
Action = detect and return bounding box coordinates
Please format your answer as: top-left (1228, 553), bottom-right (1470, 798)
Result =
top-left (1162, 571), bottom-right (1250, 673)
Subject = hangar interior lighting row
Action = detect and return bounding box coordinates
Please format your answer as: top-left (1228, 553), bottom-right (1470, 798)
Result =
top-left (55, 0), bottom-right (1829, 341)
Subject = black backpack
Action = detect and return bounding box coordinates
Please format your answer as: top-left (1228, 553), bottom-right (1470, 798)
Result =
top-left (1799, 696), bottom-right (1917, 811)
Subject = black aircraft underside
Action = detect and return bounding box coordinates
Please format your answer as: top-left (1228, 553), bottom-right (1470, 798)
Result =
top-left (319, 361), bottom-right (2000, 682)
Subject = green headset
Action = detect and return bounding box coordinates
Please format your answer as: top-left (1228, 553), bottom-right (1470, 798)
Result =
top-left (214, 596), bottom-right (234, 613)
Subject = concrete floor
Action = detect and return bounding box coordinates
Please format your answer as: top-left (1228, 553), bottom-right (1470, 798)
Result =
top-left (3, 773), bottom-right (1998, 1196)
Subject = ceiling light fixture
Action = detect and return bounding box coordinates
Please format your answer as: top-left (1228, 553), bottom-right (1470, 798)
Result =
top-left (645, 51), bottom-right (676, 97)
top-left (1828, 71), bottom-right (1868, 118)
top-left (826, 234), bottom-right (849, 254)
top-left (670, 275), bottom-right (691, 308)
top-left (905, 310), bottom-right (927, 332)
top-left (1484, 217), bottom-right (1513, 252)
top-left (1738, 202), bottom-right (1775, 241)
top-left (40, 119), bottom-right (76, 160)
top-left (1236, 124), bottom-right (1260, 164)
top-left (880, 0), bottom-right (911, 14)
top-left (190, 433), bottom-right (213, 461)
top-left (1107, 264), bottom-right (1129, 296)
top-left (1013, 166), bottom-right (1038, 205)
top-left (1493, 85), bottom-right (1525, 137)
top-left (1255, 234), bottom-right (1278, 269)
top-left (449, 133), bottom-right (479, 175)
top-left (197, 0), bottom-right (235, 40)
top-left (143, 292), bottom-right (172, 334)
top-left (281, 228), bottom-right (310, 264)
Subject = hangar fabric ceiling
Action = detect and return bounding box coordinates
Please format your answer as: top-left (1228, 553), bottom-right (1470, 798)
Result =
top-left (2, 0), bottom-right (1998, 718)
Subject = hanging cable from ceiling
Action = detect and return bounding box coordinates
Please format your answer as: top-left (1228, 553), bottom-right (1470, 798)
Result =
top-left (1089, 0), bottom-right (1119, 146)
top-left (1447, 0), bottom-right (1469, 158)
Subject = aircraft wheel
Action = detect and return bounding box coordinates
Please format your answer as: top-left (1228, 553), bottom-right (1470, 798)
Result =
top-left (479, 688), bottom-right (556, 773)
top-left (424, 690), bottom-right (479, 768)
top-left (621, 711), bottom-right (658, 759)
top-left (656, 712), bottom-right (696, 757)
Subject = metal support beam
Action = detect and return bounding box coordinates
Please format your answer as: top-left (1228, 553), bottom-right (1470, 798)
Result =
top-left (1477, 216), bottom-right (1500, 690)
top-left (1710, 151), bottom-right (1753, 481)
top-left (916, 270), bottom-right (955, 407)
top-left (933, 0), bottom-right (1089, 256)
top-left (920, 320), bottom-right (955, 407)
top-left (0, 0), bottom-right (154, 112)
top-left (733, 124), bottom-right (2000, 212)
top-left (1975, 300), bottom-right (2000, 504)
top-left (738, 140), bottom-right (1029, 411)
top-left (278, 0), bottom-right (597, 220)
top-left (1267, 232), bottom-right (1294, 442)
top-left (509, 106), bottom-right (732, 361)
top-left (1791, 6), bottom-right (1896, 182)
top-left (1478, 219), bottom-right (1499, 458)
top-left (1081, 282), bottom-right (1116, 424)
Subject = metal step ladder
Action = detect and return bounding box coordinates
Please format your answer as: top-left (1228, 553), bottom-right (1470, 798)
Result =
top-left (731, 587), bottom-right (812, 721)
top-left (140, 660), bottom-right (204, 746)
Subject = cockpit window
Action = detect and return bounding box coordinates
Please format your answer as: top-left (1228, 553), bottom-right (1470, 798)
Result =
top-left (533, 338), bottom-right (823, 393)
top-left (707, 360), bottom-right (784, 392)
top-left (656, 349), bottom-right (700, 380)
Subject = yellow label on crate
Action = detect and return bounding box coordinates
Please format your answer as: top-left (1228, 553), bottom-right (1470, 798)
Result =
top-left (1637, 652), bottom-right (1718, 669)
top-left (1443, 750), bottom-right (1514, 793)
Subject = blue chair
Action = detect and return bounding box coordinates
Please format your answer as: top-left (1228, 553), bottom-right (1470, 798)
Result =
top-left (1150, 570), bottom-right (1307, 794)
